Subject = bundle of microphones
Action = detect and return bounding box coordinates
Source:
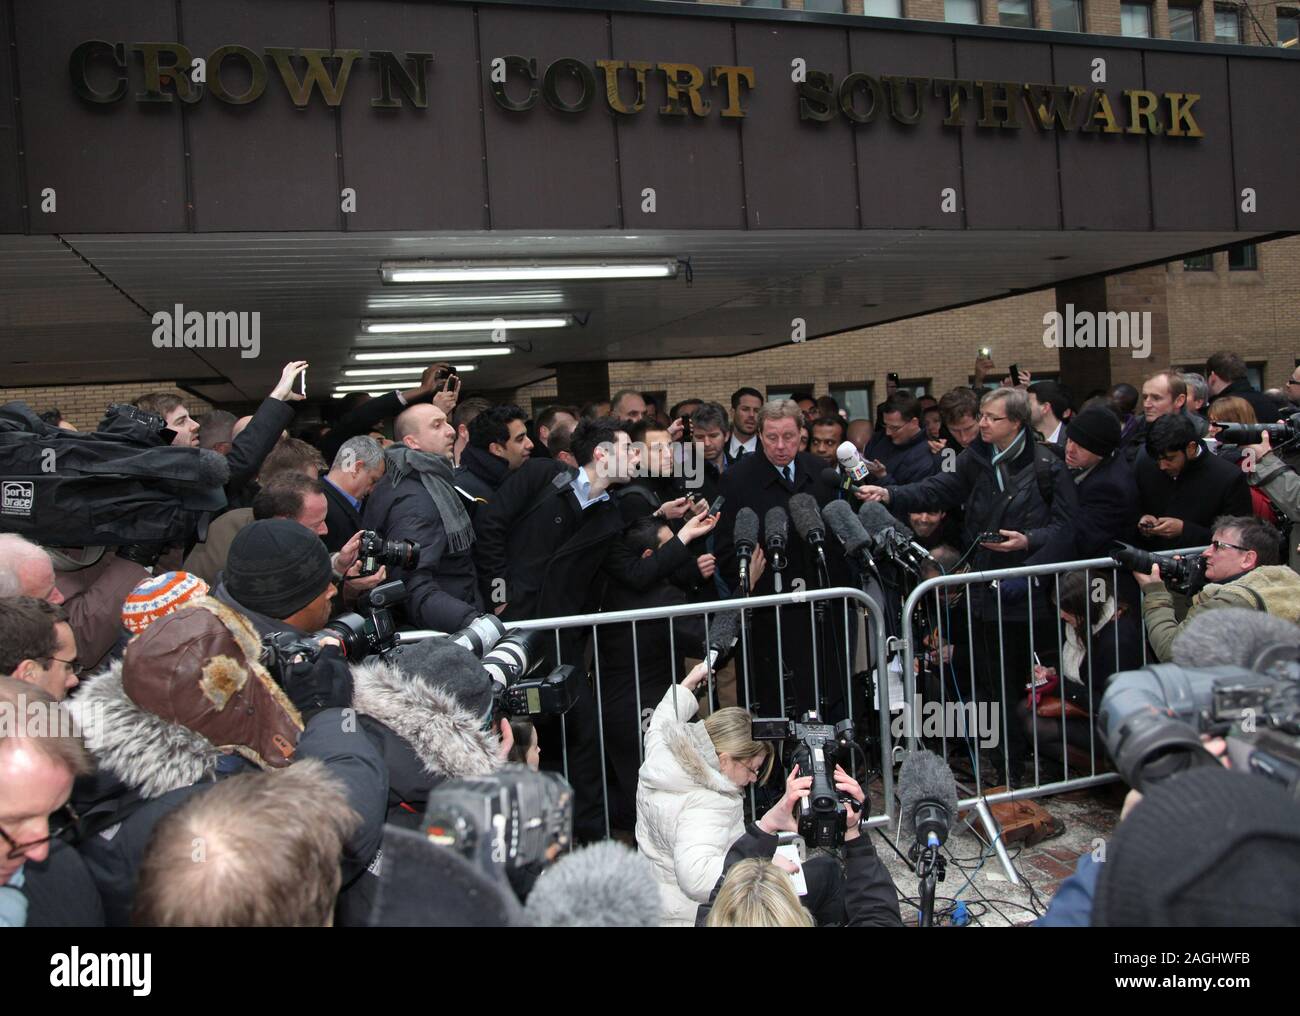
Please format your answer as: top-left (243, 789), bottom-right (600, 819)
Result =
top-left (731, 442), bottom-right (936, 594)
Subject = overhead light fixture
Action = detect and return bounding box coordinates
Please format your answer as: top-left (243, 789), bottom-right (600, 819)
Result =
top-left (366, 292), bottom-right (566, 311)
top-left (360, 315), bottom-right (574, 334)
top-left (342, 364), bottom-right (479, 378)
top-left (379, 259), bottom-right (679, 285)
top-left (352, 347), bottom-right (513, 361)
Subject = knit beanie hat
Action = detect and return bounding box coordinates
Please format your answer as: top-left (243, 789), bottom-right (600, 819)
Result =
top-left (1093, 766), bottom-right (1300, 926)
top-left (1065, 406), bottom-right (1121, 458)
top-left (395, 636), bottom-right (498, 723)
top-left (225, 519), bottom-right (333, 619)
top-left (122, 571), bottom-right (210, 635)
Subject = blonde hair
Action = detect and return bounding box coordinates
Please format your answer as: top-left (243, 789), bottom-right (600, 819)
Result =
top-left (702, 708), bottom-right (774, 783)
top-left (705, 859), bottom-right (814, 927)
top-left (1208, 396), bottom-right (1256, 426)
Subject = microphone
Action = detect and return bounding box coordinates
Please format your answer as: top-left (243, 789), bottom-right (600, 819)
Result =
top-left (858, 501), bottom-right (936, 566)
top-left (898, 749), bottom-right (960, 850)
top-left (788, 493), bottom-right (826, 551)
top-left (821, 465), bottom-right (853, 492)
top-left (822, 500), bottom-right (874, 565)
top-left (524, 841), bottom-right (661, 928)
top-left (734, 507), bottom-right (759, 593)
top-left (763, 505), bottom-right (789, 572)
top-left (836, 441), bottom-right (873, 484)
top-left (704, 610), bottom-right (741, 670)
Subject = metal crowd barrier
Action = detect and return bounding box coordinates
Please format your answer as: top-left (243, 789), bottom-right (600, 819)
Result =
top-left (403, 586), bottom-right (898, 837)
top-left (898, 548), bottom-right (1207, 813)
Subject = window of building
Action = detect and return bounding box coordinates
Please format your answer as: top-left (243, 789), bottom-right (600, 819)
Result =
top-left (890, 379), bottom-right (931, 399)
top-left (968, 371), bottom-right (1059, 390)
top-left (998, 0), bottom-right (1034, 27)
top-left (1214, 5), bottom-right (1243, 42)
top-left (740, 0), bottom-right (784, 8)
top-left (945, 0), bottom-right (982, 22)
top-left (804, 0), bottom-right (847, 11)
top-left (1278, 9), bottom-right (1300, 47)
top-left (1051, 0), bottom-right (1084, 31)
top-left (1121, 2), bottom-right (1153, 36)
top-left (1183, 253), bottom-right (1215, 271)
top-left (1246, 363), bottom-right (1265, 390)
top-left (1168, 3), bottom-right (1202, 39)
top-left (830, 384), bottom-right (874, 422)
top-left (862, 0), bottom-right (903, 15)
top-left (1227, 243), bottom-right (1258, 270)
top-left (768, 387), bottom-right (815, 403)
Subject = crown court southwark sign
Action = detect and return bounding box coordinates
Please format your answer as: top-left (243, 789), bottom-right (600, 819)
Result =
top-left (69, 41), bottom-right (1206, 138)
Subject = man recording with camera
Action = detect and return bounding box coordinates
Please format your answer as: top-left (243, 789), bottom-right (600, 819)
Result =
top-left (1133, 514), bottom-right (1300, 661)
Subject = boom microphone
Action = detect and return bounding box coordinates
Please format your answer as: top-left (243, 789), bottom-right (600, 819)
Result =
top-left (763, 505), bottom-right (789, 572)
top-left (897, 749), bottom-right (960, 848)
top-left (524, 841), bottom-right (661, 928)
top-left (836, 441), bottom-right (872, 484)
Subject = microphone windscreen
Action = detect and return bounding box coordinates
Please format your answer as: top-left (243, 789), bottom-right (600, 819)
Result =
top-left (706, 609), bottom-right (741, 653)
top-left (525, 841), bottom-right (661, 928)
top-left (788, 493), bottom-right (824, 542)
top-left (1170, 607), bottom-right (1300, 668)
top-left (369, 825), bottom-right (529, 927)
top-left (734, 507), bottom-right (759, 549)
top-left (822, 500), bottom-right (871, 556)
top-left (196, 448), bottom-right (232, 487)
top-left (858, 499), bottom-right (903, 535)
top-left (764, 505), bottom-right (789, 543)
top-left (836, 441), bottom-right (859, 465)
top-left (820, 466), bottom-right (843, 488)
top-left (897, 749), bottom-right (961, 843)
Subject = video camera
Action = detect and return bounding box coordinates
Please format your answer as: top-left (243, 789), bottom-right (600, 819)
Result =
top-left (444, 618), bottom-right (580, 718)
top-left (1214, 411), bottom-right (1300, 449)
top-left (356, 529), bottom-right (420, 578)
top-left (1099, 641), bottom-right (1300, 795)
top-left (261, 579), bottom-right (407, 673)
top-left (1111, 541), bottom-right (1207, 596)
top-left (754, 713), bottom-right (858, 848)
top-left (423, 766), bottom-right (573, 897)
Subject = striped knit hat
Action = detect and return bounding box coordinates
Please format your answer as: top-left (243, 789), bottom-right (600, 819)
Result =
top-left (121, 571), bottom-right (211, 635)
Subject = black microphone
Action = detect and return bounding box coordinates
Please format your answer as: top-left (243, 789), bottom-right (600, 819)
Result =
top-left (858, 500), bottom-right (936, 566)
top-left (763, 506), bottom-right (789, 572)
top-left (788, 493), bottom-right (826, 550)
top-left (734, 507), bottom-right (759, 593)
top-left (822, 500), bottom-right (874, 566)
top-left (704, 610), bottom-right (741, 669)
top-left (898, 749), bottom-right (960, 850)
top-left (821, 466), bottom-right (852, 492)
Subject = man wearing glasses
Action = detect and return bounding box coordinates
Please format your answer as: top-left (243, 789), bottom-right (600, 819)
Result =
top-left (0, 597), bottom-right (81, 701)
top-left (0, 675), bottom-right (99, 927)
top-left (1134, 515), bottom-right (1300, 661)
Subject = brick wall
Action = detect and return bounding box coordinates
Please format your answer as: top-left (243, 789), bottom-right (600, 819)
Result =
top-left (0, 383), bottom-right (213, 432)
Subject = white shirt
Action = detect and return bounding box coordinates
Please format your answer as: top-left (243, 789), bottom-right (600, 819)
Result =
top-left (728, 434), bottom-right (757, 458)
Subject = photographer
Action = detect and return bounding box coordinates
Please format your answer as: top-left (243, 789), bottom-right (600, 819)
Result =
top-left (696, 763), bottom-right (902, 927)
top-left (1134, 514), bottom-right (1300, 661)
top-left (635, 662), bottom-right (776, 926)
top-left (1243, 430), bottom-right (1300, 572)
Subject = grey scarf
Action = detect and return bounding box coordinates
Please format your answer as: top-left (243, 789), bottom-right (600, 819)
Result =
top-left (384, 445), bottom-right (475, 554)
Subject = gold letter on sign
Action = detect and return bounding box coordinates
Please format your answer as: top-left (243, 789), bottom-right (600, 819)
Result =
top-left (131, 43), bottom-right (200, 103)
top-left (596, 60), bottom-right (654, 114)
top-left (710, 65), bottom-right (755, 118)
top-left (1123, 89), bottom-right (1163, 135)
top-left (1023, 83), bottom-right (1086, 131)
top-left (976, 80), bottom-right (1022, 128)
top-left (658, 63), bottom-right (710, 117)
top-left (266, 47), bottom-right (360, 107)
top-left (1165, 92), bottom-right (1204, 138)
top-left (1080, 88), bottom-right (1122, 133)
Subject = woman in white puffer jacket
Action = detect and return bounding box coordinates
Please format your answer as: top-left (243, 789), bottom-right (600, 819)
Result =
top-left (635, 662), bottom-right (776, 927)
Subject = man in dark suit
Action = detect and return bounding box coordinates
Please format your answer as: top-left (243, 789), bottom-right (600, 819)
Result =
top-left (1206, 350), bottom-right (1281, 424)
top-left (714, 400), bottom-right (851, 721)
top-left (319, 435), bottom-right (386, 554)
top-left (1029, 381), bottom-right (1072, 457)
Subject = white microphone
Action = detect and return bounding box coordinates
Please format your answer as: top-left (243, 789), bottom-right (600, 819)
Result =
top-left (836, 441), bottom-right (873, 484)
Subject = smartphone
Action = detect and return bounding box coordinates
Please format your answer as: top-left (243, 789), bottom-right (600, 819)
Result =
top-left (1139, 519), bottom-right (1156, 531)
top-left (297, 367), bottom-right (307, 397)
top-left (708, 495), bottom-right (725, 516)
top-left (978, 531), bottom-right (1008, 543)
top-left (978, 346), bottom-right (992, 359)
top-left (678, 413), bottom-right (693, 442)
top-left (886, 372), bottom-right (900, 385)
top-left (1009, 363), bottom-right (1021, 384)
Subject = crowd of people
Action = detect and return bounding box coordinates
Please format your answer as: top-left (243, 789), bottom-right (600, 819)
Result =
top-left (2, 347), bottom-right (1299, 927)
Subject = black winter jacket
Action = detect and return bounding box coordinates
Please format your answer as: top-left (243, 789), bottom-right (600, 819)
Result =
top-left (1134, 441), bottom-right (1252, 551)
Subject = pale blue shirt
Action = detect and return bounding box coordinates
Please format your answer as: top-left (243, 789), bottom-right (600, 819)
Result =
top-left (569, 467), bottom-right (609, 510)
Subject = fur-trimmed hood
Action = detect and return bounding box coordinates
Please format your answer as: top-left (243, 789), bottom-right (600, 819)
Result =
top-left (350, 656), bottom-right (501, 780)
top-left (639, 715), bottom-right (737, 798)
top-left (67, 661), bottom-right (225, 800)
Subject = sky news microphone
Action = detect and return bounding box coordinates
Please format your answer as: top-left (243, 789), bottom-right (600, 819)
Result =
top-left (764, 505), bottom-right (789, 572)
top-left (734, 507), bottom-right (759, 593)
top-left (837, 440), bottom-right (873, 484)
top-left (857, 500), bottom-right (936, 565)
top-left (898, 748), bottom-right (960, 850)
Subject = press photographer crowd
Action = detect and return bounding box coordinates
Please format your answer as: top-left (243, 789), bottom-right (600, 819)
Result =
top-left (2, 351), bottom-right (1299, 929)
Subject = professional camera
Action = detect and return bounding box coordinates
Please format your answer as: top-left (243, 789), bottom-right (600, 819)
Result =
top-left (423, 766), bottom-right (573, 894)
top-left (754, 713), bottom-right (858, 849)
top-left (261, 579), bottom-right (407, 669)
top-left (1214, 411), bottom-right (1300, 448)
top-left (443, 619), bottom-right (580, 717)
top-left (1111, 541), bottom-right (1207, 596)
top-left (356, 529), bottom-right (420, 578)
top-left (1099, 641), bottom-right (1300, 795)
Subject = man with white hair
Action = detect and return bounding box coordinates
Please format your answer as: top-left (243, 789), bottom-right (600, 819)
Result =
top-left (320, 435), bottom-right (386, 553)
top-left (0, 535), bottom-right (65, 605)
